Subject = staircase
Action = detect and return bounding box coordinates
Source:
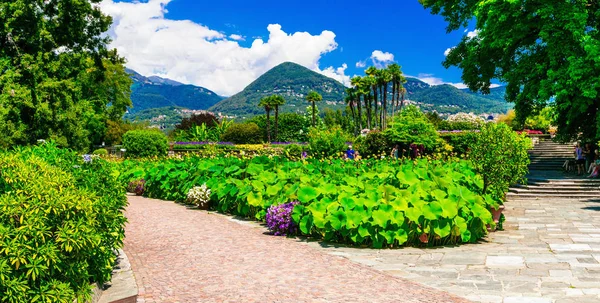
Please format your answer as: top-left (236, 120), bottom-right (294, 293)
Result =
top-left (507, 138), bottom-right (600, 200)
top-left (528, 139), bottom-right (574, 171)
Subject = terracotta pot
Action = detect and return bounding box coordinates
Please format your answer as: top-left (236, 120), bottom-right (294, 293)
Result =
top-left (197, 202), bottom-right (210, 210)
top-left (491, 205), bottom-right (505, 223)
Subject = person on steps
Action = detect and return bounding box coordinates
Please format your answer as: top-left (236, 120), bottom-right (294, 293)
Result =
top-left (575, 142), bottom-right (585, 175)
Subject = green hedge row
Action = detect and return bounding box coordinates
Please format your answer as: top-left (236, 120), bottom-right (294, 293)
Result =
top-left (119, 156), bottom-right (500, 248)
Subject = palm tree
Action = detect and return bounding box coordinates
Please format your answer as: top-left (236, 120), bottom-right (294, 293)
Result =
top-left (269, 95), bottom-right (286, 141)
top-left (365, 66), bottom-right (379, 129)
top-left (379, 68), bottom-right (393, 129)
top-left (259, 96), bottom-right (273, 142)
top-left (388, 63), bottom-right (401, 118)
top-left (351, 76), bottom-right (364, 131)
top-left (361, 75), bottom-right (376, 129)
top-left (345, 88), bottom-right (357, 135)
top-left (306, 91), bottom-right (323, 127)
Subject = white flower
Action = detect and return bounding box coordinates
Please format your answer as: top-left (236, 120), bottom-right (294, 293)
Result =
top-left (187, 184), bottom-right (211, 207)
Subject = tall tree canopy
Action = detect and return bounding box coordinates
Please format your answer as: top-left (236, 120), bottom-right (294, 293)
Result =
top-left (420, 0), bottom-right (600, 140)
top-left (0, 0), bottom-right (132, 150)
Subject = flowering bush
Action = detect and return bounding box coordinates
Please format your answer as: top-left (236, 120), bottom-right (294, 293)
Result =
top-left (438, 112), bottom-right (486, 131)
top-left (187, 184), bottom-right (211, 208)
top-left (127, 179), bottom-right (146, 196)
top-left (266, 201), bottom-right (300, 236)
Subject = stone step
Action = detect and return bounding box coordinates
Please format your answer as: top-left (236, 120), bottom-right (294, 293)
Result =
top-left (507, 192), bottom-right (600, 199)
top-left (515, 184), bottom-right (600, 190)
top-left (509, 189), bottom-right (600, 195)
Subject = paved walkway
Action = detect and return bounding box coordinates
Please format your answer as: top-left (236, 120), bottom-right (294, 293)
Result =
top-left (124, 195), bottom-right (469, 303)
top-left (301, 198), bottom-right (600, 303)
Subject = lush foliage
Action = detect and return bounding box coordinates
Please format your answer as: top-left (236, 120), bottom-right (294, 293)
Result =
top-left (93, 148), bottom-right (109, 156)
top-left (439, 132), bottom-right (479, 156)
top-left (173, 120), bottom-right (233, 143)
top-left (421, 0), bottom-right (600, 140)
top-left (266, 201), bottom-right (300, 236)
top-left (122, 130), bottom-right (169, 158)
top-left (0, 144), bottom-right (126, 303)
top-left (385, 106), bottom-right (440, 150)
top-left (356, 130), bottom-right (389, 159)
top-left (119, 156), bottom-right (499, 248)
top-left (220, 123), bottom-right (263, 144)
top-left (440, 113), bottom-right (486, 131)
top-left (175, 112), bottom-right (219, 131)
top-left (307, 127), bottom-right (352, 158)
top-left (524, 107), bottom-right (555, 133)
top-left (247, 113), bottom-right (311, 143)
top-left (0, 2), bottom-right (132, 151)
top-left (468, 123), bottom-right (531, 202)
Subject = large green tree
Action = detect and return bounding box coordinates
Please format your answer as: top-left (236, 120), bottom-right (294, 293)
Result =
top-left (420, 0), bottom-right (600, 140)
top-left (0, 0), bottom-right (132, 150)
top-left (305, 91), bottom-right (323, 127)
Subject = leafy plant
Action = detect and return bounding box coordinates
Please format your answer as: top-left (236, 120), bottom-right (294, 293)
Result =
top-left (0, 143), bottom-right (126, 302)
top-left (220, 123), bottom-right (262, 144)
top-left (307, 127), bottom-right (352, 158)
top-left (119, 155), bottom-right (499, 248)
top-left (187, 184), bottom-right (212, 208)
top-left (385, 105), bottom-right (440, 150)
top-left (93, 148), bottom-right (109, 156)
top-left (356, 130), bottom-right (389, 159)
top-left (122, 129), bottom-right (169, 158)
top-left (468, 123), bottom-right (532, 202)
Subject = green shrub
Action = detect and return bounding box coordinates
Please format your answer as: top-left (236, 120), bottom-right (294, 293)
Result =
top-left (122, 129), bottom-right (169, 158)
top-left (385, 105), bottom-right (440, 150)
top-left (220, 123), bottom-right (262, 144)
top-left (0, 144), bottom-right (127, 302)
top-left (283, 144), bottom-right (305, 160)
top-left (93, 148), bottom-right (109, 156)
top-left (357, 130), bottom-right (389, 159)
top-left (307, 127), bottom-right (352, 158)
top-left (468, 123), bottom-right (532, 201)
top-left (119, 156), bottom-right (496, 248)
top-left (440, 132), bottom-right (479, 156)
top-left (247, 113), bottom-right (310, 143)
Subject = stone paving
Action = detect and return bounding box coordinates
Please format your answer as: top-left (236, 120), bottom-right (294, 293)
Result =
top-left (299, 197), bottom-right (600, 303)
top-left (124, 195), bottom-right (469, 303)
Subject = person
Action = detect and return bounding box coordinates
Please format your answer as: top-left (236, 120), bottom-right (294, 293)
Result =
top-left (390, 144), bottom-right (399, 159)
top-left (576, 142), bottom-right (585, 175)
top-left (586, 143), bottom-right (596, 172)
top-left (345, 145), bottom-right (356, 160)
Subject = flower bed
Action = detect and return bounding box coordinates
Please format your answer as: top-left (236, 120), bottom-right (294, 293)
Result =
top-left (119, 156), bottom-right (500, 248)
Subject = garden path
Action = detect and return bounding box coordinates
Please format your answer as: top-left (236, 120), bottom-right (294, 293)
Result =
top-left (123, 195), bottom-right (469, 303)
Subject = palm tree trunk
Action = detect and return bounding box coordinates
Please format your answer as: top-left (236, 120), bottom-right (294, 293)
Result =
top-left (357, 95), bottom-right (363, 131)
top-left (373, 86), bottom-right (378, 129)
top-left (391, 81), bottom-right (396, 119)
top-left (349, 102), bottom-right (357, 136)
top-left (274, 106), bottom-right (279, 141)
top-left (383, 84), bottom-right (388, 130)
top-left (312, 102), bottom-right (316, 127)
top-left (266, 110), bottom-right (271, 142)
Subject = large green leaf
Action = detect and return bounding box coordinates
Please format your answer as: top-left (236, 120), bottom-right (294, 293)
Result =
top-left (299, 216), bottom-right (313, 234)
top-left (298, 186), bottom-right (319, 203)
top-left (327, 211), bottom-right (347, 231)
top-left (246, 191), bottom-right (263, 207)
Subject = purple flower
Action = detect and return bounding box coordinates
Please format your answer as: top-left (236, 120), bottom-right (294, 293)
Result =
top-left (265, 201), bottom-right (300, 236)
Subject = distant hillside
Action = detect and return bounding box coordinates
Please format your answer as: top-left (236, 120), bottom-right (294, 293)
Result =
top-left (126, 69), bottom-right (224, 113)
top-left (405, 80), bottom-right (512, 114)
top-left (209, 62), bottom-right (347, 116)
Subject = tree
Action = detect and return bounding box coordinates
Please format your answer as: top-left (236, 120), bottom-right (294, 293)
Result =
top-left (365, 67), bottom-right (379, 129)
top-left (384, 105), bottom-right (440, 150)
top-left (305, 91), bottom-right (323, 127)
top-left (378, 68), bottom-right (393, 129)
top-left (0, 0), bottom-right (131, 151)
top-left (351, 76), bottom-right (364, 131)
top-left (258, 96), bottom-right (274, 142)
top-left (388, 63), bottom-right (407, 116)
top-left (175, 112), bottom-right (220, 131)
top-left (269, 95), bottom-right (286, 141)
top-left (420, 0), bottom-right (600, 141)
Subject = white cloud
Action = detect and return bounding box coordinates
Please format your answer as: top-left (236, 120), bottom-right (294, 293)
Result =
top-left (229, 34), bottom-right (245, 41)
top-left (371, 50), bottom-right (394, 63)
top-left (319, 63), bottom-right (351, 87)
top-left (99, 0), bottom-right (349, 96)
top-left (413, 73), bottom-right (501, 90)
top-left (356, 61), bottom-right (366, 68)
top-left (444, 47), bottom-right (454, 57)
top-left (467, 30), bottom-right (479, 39)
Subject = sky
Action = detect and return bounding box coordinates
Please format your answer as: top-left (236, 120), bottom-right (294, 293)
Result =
top-left (99, 0), bottom-right (485, 97)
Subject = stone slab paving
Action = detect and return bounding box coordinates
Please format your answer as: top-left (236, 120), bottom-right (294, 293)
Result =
top-left (124, 195), bottom-right (469, 303)
top-left (299, 197), bottom-right (600, 303)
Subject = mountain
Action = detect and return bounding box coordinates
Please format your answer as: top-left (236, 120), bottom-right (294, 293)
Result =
top-left (209, 62), bottom-right (347, 116)
top-left (405, 80), bottom-right (512, 114)
top-left (208, 63), bottom-right (511, 117)
top-left (126, 69), bottom-right (224, 113)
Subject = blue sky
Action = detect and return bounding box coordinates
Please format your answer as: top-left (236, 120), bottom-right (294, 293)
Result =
top-left (100, 0), bottom-right (477, 96)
